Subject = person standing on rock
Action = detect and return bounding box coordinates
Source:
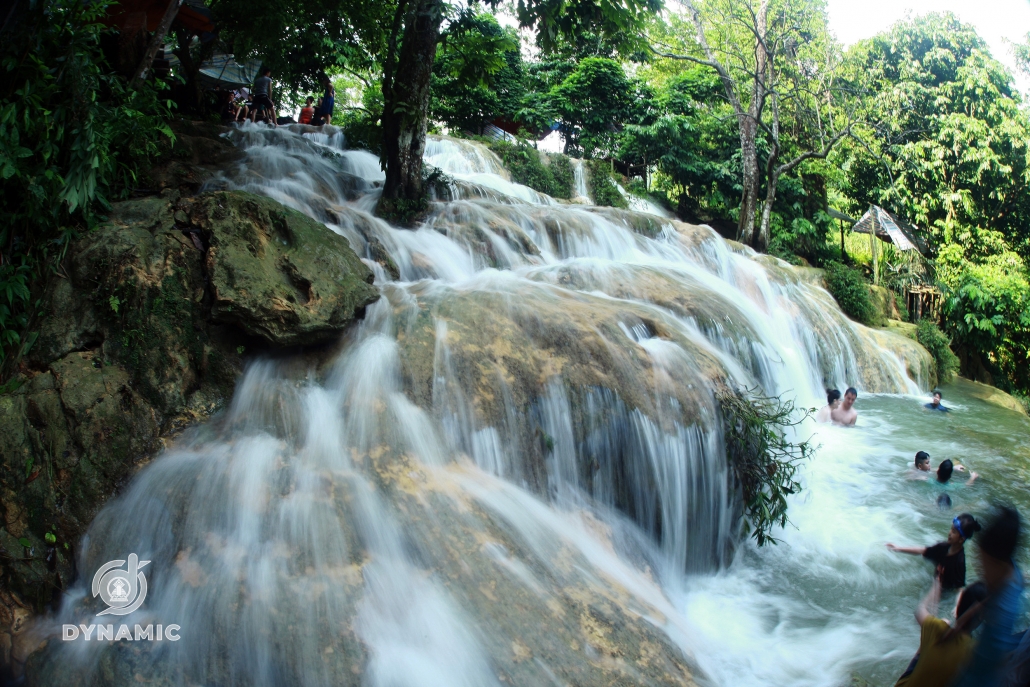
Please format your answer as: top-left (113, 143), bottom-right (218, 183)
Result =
top-left (313, 74), bottom-right (335, 126)
top-left (831, 387), bottom-right (858, 426)
top-left (250, 67), bottom-right (276, 126)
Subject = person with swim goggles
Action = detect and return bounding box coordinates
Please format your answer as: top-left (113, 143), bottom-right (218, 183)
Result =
top-left (887, 513), bottom-right (982, 590)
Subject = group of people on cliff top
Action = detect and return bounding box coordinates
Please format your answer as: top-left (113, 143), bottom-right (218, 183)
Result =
top-left (815, 387), bottom-right (1026, 686)
top-left (220, 69), bottom-right (336, 128)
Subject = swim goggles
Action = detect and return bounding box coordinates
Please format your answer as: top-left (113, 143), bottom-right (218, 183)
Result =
top-left (953, 516), bottom-right (967, 539)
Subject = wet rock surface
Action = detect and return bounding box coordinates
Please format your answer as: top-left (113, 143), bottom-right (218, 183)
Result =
top-left (0, 185), bottom-right (377, 634)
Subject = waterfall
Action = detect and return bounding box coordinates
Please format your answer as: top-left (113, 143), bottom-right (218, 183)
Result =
top-left (37, 124), bottom-right (931, 687)
top-left (571, 158), bottom-right (591, 204)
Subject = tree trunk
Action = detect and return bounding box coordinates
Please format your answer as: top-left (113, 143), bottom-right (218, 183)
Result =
top-left (379, 0), bottom-right (443, 219)
top-left (736, 0), bottom-right (768, 249)
top-left (757, 169), bottom-right (779, 252)
top-left (130, 0), bottom-right (181, 87)
top-left (737, 115), bottom-right (760, 246)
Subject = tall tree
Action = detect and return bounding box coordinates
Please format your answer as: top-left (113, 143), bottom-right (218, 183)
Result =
top-left (431, 13), bottom-right (523, 135)
top-left (210, 0), bottom-right (390, 94)
top-left (653, 0), bottom-right (858, 251)
top-left (839, 13), bottom-right (1030, 391)
top-left (550, 57), bottom-right (640, 157)
top-left (377, 0), bottom-right (661, 222)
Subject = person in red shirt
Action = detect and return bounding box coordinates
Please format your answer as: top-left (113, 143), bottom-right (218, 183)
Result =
top-left (299, 96), bottom-right (315, 125)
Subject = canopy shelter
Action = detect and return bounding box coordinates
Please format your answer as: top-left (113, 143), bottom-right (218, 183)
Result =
top-left (851, 205), bottom-right (929, 254)
top-left (164, 48), bottom-right (262, 89)
top-left (849, 205), bottom-right (929, 286)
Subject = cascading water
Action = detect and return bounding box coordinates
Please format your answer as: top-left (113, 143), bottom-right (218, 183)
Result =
top-left (33, 124), bottom-right (962, 687)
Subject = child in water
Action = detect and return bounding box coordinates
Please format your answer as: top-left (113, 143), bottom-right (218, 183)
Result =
top-left (886, 513), bottom-right (982, 590)
top-left (815, 389), bottom-right (841, 423)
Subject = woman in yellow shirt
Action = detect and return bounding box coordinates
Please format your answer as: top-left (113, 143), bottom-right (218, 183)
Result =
top-left (895, 572), bottom-right (988, 687)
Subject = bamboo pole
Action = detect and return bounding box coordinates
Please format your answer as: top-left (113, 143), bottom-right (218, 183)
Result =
top-left (870, 223), bottom-right (879, 285)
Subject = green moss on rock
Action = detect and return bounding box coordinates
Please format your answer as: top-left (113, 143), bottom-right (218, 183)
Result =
top-left (1, 188), bottom-right (378, 611)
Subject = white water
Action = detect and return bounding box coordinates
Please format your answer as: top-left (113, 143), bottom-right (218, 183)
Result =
top-left (35, 124), bottom-right (962, 687)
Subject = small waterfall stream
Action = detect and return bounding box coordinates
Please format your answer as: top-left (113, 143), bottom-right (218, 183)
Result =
top-left (35, 125), bottom-right (941, 687)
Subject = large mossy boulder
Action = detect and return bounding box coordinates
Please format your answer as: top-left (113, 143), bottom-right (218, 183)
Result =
top-left (195, 192), bottom-right (379, 345)
top-left (0, 189), bottom-right (376, 627)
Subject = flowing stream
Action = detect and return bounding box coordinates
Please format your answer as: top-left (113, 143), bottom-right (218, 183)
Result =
top-left (35, 125), bottom-right (1030, 686)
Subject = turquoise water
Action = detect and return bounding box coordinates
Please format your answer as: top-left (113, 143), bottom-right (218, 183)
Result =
top-left (675, 381), bottom-right (1030, 686)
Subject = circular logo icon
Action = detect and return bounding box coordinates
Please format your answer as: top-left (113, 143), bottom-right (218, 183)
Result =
top-left (92, 553), bottom-right (150, 616)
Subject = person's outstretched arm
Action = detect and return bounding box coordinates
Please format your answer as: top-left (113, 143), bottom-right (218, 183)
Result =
top-left (915, 573), bottom-right (942, 625)
top-left (887, 543), bottom-right (927, 555)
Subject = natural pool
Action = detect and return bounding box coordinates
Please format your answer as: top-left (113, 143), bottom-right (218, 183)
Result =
top-left (676, 380), bottom-right (1030, 686)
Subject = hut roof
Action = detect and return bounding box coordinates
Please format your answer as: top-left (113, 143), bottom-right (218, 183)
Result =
top-left (852, 206), bottom-right (929, 254)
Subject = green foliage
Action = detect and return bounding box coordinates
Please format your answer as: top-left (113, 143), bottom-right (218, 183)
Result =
top-left (841, 13), bottom-right (1030, 262)
top-left (619, 67), bottom-right (738, 222)
top-left (431, 13), bottom-right (524, 133)
top-left (488, 139), bottom-right (573, 199)
top-left (513, 0), bottom-right (661, 56)
top-left (720, 388), bottom-right (813, 547)
top-left (210, 0), bottom-right (391, 95)
top-left (937, 239), bottom-right (1030, 393)
top-left (824, 261), bottom-right (876, 325)
top-left (551, 57), bottom-right (640, 157)
top-left (586, 160), bottom-right (627, 208)
top-left (895, 292), bottom-right (909, 322)
top-left (0, 0), bottom-right (173, 370)
top-left (916, 319), bottom-right (960, 387)
top-left (768, 212), bottom-right (835, 266)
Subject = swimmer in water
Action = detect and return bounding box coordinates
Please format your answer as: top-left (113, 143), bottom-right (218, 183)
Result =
top-left (815, 389), bottom-right (841, 423)
top-left (925, 390), bottom-right (950, 412)
top-left (910, 453), bottom-right (978, 484)
top-left (886, 513), bottom-right (981, 590)
top-left (830, 387), bottom-right (858, 426)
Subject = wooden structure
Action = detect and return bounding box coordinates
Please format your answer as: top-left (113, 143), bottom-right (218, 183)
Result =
top-left (851, 205), bottom-right (929, 285)
top-left (907, 284), bottom-right (941, 322)
top-left (828, 207), bottom-right (856, 261)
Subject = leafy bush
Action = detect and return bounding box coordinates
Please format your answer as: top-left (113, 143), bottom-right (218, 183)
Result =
top-left (488, 139), bottom-right (572, 199)
top-left (547, 153), bottom-right (574, 199)
top-left (720, 388), bottom-right (813, 547)
top-left (823, 261), bottom-right (877, 325)
top-left (895, 292), bottom-right (910, 321)
top-left (0, 0), bottom-right (173, 369)
top-left (586, 159), bottom-right (628, 208)
top-left (937, 239), bottom-right (1030, 393)
top-left (916, 319), bottom-right (960, 387)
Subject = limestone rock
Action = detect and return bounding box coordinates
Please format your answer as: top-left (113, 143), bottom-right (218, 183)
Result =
top-left (186, 191), bottom-right (378, 346)
top-left (1, 188), bottom-right (377, 612)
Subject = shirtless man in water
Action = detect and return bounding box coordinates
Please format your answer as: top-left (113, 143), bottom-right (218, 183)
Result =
top-left (831, 387), bottom-right (858, 426)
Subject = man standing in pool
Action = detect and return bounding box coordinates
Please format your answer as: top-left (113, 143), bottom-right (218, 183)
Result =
top-left (831, 387), bottom-right (858, 426)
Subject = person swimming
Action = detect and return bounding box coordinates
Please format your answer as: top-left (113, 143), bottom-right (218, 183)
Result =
top-left (815, 389), bottom-right (841, 423)
top-left (886, 513), bottom-right (982, 590)
top-left (925, 390), bottom-right (950, 412)
top-left (831, 387), bottom-right (858, 426)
